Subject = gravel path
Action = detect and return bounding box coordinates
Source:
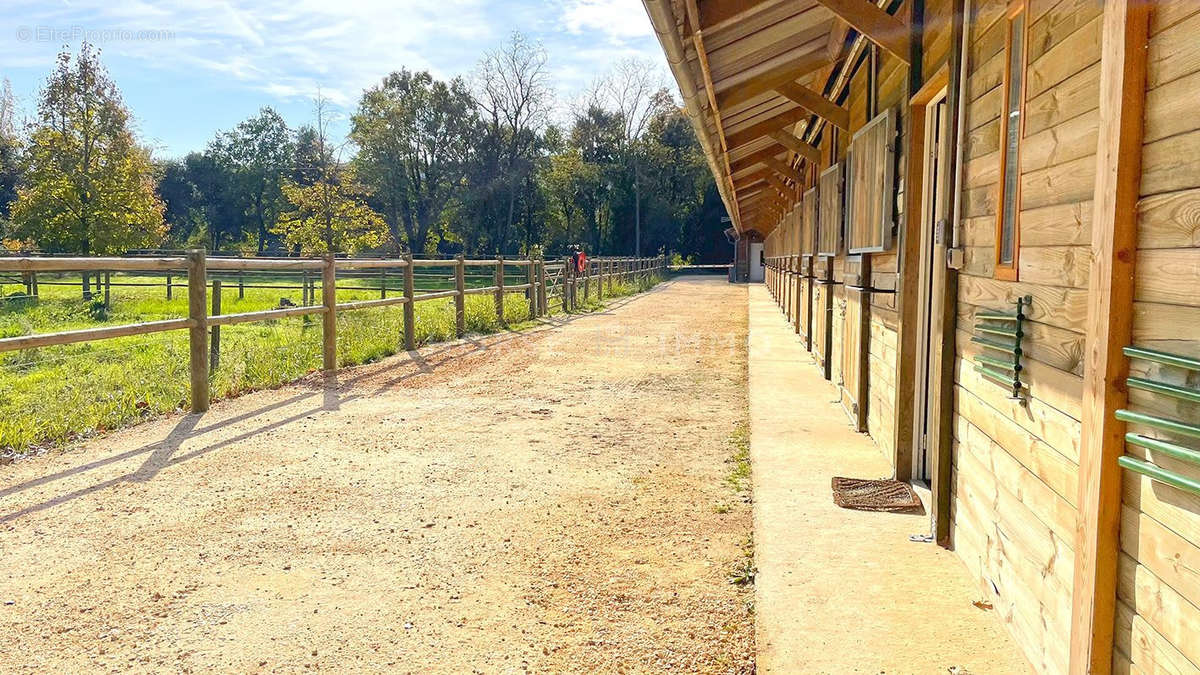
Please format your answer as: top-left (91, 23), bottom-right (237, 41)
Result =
top-left (0, 277), bottom-right (753, 673)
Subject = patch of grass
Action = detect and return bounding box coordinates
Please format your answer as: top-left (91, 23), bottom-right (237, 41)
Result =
top-left (728, 534), bottom-right (756, 587)
top-left (570, 273), bottom-right (664, 313)
top-left (0, 269), bottom-right (661, 454)
top-left (724, 422), bottom-right (751, 494)
top-left (712, 502), bottom-right (732, 514)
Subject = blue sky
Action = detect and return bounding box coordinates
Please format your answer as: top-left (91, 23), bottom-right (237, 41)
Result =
top-left (0, 0), bottom-right (669, 158)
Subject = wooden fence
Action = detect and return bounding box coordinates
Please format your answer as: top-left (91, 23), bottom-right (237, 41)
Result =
top-left (0, 251), bottom-right (666, 413)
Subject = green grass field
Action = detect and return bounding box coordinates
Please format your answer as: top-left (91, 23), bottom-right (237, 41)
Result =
top-left (0, 268), bottom-right (661, 454)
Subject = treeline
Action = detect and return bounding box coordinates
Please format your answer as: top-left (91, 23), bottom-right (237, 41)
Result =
top-left (0, 37), bottom-right (731, 263)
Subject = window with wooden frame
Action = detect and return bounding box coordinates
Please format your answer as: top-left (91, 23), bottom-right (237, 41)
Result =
top-left (995, 0), bottom-right (1028, 280)
top-left (846, 107), bottom-right (897, 254)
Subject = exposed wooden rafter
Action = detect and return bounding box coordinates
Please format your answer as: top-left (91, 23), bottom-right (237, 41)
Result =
top-left (715, 51), bottom-right (834, 110)
top-left (730, 145), bottom-right (788, 173)
top-left (811, 0), bottom-right (910, 64)
top-left (763, 171), bottom-right (795, 202)
top-left (774, 80), bottom-right (850, 130)
top-left (768, 130), bottom-right (823, 164)
top-left (762, 156), bottom-right (805, 185)
top-left (726, 106), bottom-right (813, 151)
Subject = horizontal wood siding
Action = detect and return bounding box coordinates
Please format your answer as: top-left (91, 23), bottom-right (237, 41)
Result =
top-left (1117, 3), bottom-right (1200, 671)
top-left (949, 0), bottom-right (1101, 671)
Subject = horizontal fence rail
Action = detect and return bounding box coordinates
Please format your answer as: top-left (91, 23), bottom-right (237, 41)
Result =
top-left (0, 251), bottom-right (666, 415)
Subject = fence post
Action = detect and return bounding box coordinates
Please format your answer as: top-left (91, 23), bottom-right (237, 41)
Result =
top-left (597, 258), bottom-right (604, 302)
top-left (167, 273), bottom-right (173, 300)
top-left (103, 271), bottom-right (111, 309)
top-left (403, 254), bottom-right (415, 351)
top-left (495, 256), bottom-right (506, 326)
top-left (380, 269), bottom-right (388, 299)
top-left (30, 272), bottom-right (38, 299)
top-left (210, 278), bottom-right (222, 372)
top-left (187, 249), bottom-right (209, 413)
top-left (302, 270), bottom-right (311, 305)
top-left (238, 270), bottom-right (245, 299)
top-left (454, 254), bottom-right (466, 337)
top-left (525, 258), bottom-right (535, 320)
top-left (322, 255), bottom-right (337, 372)
top-left (562, 256), bottom-right (571, 313)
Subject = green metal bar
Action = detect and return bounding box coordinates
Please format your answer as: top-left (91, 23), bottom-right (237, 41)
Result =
top-left (970, 335), bottom-right (1020, 353)
top-left (1125, 432), bottom-right (1200, 467)
top-left (1118, 455), bottom-right (1200, 496)
top-left (975, 325), bottom-right (1021, 338)
top-left (1115, 409), bottom-right (1200, 440)
top-left (975, 312), bottom-right (1019, 321)
top-left (1127, 376), bottom-right (1200, 404)
top-left (974, 364), bottom-right (1020, 389)
top-left (1124, 345), bottom-right (1200, 372)
top-left (974, 354), bottom-right (1017, 371)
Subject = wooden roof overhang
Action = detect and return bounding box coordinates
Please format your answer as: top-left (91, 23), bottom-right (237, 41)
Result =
top-left (642, 0), bottom-right (911, 237)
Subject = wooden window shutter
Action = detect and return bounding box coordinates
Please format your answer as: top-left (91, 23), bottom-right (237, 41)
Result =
top-left (818, 162), bottom-right (844, 256)
top-left (803, 187), bottom-right (819, 258)
top-left (846, 107), bottom-right (898, 254)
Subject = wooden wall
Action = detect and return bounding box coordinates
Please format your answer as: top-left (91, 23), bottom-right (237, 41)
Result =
top-left (1113, 2), bottom-right (1200, 672)
top-left (949, 0), bottom-right (1101, 671)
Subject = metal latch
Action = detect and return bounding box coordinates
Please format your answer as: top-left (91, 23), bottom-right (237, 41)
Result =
top-left (946, 248), bottom-right (964, 270)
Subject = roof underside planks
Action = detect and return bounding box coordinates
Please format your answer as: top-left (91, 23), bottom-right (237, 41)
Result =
top-left (642, 0), bottom-right (901, 237)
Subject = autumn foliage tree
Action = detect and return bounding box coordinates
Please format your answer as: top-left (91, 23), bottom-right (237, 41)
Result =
top-left (11, 44), bottom-right (164, 295)
top-left (274, 97), bottom-right (387, 254)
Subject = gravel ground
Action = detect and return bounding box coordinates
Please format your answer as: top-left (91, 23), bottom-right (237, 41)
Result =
top-left (0, 276), bottom-right (753, 673)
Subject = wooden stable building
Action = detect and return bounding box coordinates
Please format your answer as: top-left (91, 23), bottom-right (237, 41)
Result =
top-left (643, 0), bottom-right (1200, 672)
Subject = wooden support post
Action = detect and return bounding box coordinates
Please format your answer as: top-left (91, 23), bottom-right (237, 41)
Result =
top-left (302, 271), bottom-right (310, 305)
top-left (30, 271), bottom-right (37, 299)
top-left (495, 257), bottom-right (506, 326)
top-left (238, 270), bottom-right (245, 299)
top-left (525, 258), bottom-right (535, 319)
top-left (166, 273), bottom-right (173, 300)
top-left (1069, 3), bottom-right (1148, 674)
top-left (380, 269), bottom-right (387, 299)
top-left (403, 254), bottom-right (416, 351)
top-left (210, 279), bottom-right (222, 373)
top-left (454, 254), bottom-right (466, 336)
top-left (322, 255), bottom-right (337, 372)
top-left (187, 249), bottom-right (209, 413)
top-left (597, 258), bottom-right (604, 301)
top-left (103, 271), bottom-right (111, 309)
top-left (583, 261), bottom-right (590, 303)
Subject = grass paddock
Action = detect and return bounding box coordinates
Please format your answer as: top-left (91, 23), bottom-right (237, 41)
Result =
top-left (0, 269), bottom-right (662, 454)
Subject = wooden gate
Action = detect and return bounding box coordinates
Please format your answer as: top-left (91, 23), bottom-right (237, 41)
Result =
top-left (840, 255), bottom-right (871, 431)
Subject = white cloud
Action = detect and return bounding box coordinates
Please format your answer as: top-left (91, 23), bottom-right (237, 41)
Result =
top-left (2, 0), bottom-right (495, 103)
top-left (561, 0), bottom-right (654, 40)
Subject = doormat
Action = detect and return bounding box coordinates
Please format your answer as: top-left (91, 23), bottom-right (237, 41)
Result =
top-left (831, 477), bottom-right (922, 512)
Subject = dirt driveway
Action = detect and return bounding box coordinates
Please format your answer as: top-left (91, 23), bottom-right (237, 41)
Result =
top-left (0, 277), bottom-right (752, 673)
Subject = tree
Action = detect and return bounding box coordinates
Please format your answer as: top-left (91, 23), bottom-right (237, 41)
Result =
top-left (0, 78), bottom-right (19, 228)
top-left (274, 95), bottom-right (387, 254)
top-left (352, 69), bottom-right (477, 254)
top-left (208, 108), bottom-right (293, 252)
top-left (275, 166), bottom-right (388, 254)
top-left (10, 44), bottom-right (165, 295)
top-left (473, 32), bottom-right (553, 251)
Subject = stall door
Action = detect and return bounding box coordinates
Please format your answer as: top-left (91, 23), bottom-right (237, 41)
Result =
top-left (841, 256), bottom-right (871, 432)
